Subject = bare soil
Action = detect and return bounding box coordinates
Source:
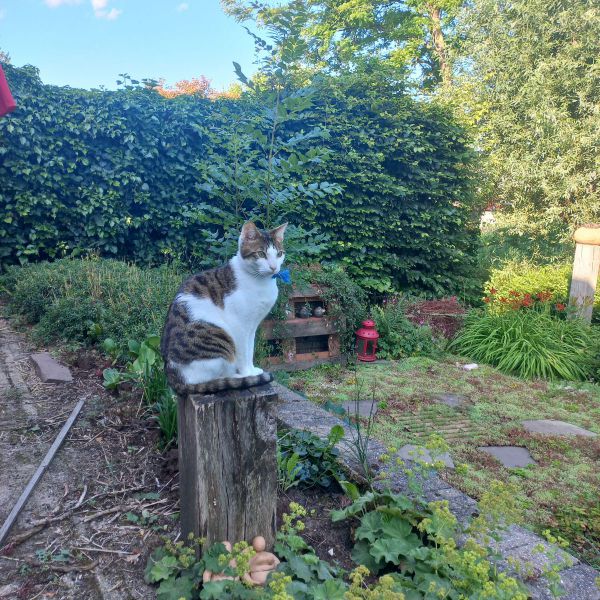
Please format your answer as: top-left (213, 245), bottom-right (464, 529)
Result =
top-left (0, 317), bottom-right (357, 599)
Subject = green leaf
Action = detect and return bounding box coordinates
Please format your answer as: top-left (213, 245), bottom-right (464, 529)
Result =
top-left (350, 540), bottom-right (382, 575)
top-left (370, 536), bottom-right (421, 565)
top-left (157, 575), bottom-right (194, 600)
top-left (148, 555), bottom-right (179, 583)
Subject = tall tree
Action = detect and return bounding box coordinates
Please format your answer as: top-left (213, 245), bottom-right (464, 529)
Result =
top-left (222, 0), bottom-right (463, 89)
top-left (458, 0), bottom-right (600, 229)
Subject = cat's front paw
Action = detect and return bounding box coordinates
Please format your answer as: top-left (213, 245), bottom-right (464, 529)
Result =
top-left (247, 366), bottom-right (264, 377)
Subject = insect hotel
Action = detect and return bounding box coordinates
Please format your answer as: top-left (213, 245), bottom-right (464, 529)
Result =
top-left (260, 285), bottom-right (342, 370)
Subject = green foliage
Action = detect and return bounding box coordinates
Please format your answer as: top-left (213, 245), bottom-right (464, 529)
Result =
top-left (449, 309), bottom-right (600, 381)
top-left (103, 335), bottom-right (177, 448)
top-left (223, 0), bottom-right (464, 89)
top-left (277, 426), bottom-right (345, 489)
top-left (372, 300), bottom-right (442, 360)
top-left (332, 489), bottom-right (529, 598)
top-left (305, 71), bottom-right (481, 298)
top-left (1, 258), bottom-right (182, 349)
top-left (272, 263), bottom-right (368, 355)
top-left (457, 0), bottom-right (600, 228)
top-left (485, 259), bottom-right (600, 322)
top-left (1, 62), bottom-right (479, 298)
top-left (487, 261), bottom-right (571, 305)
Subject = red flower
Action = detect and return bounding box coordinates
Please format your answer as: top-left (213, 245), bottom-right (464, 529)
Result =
top-left (499, 296), bottom-right (508, 303)
top-left (509, 290), bottom-right (521, 297)
top-left (489, 287), bottom-right (498, 295)
top-left (483, 297), bottom-right (491, 303)
top-left (522, 297), bottom-right (533, 307)
top-left (555, 303), bottom-right (566, 311)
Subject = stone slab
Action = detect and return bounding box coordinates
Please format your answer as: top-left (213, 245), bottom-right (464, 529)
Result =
top-left (340, 400), bottom-right (379, 418)
top-left (272, 383), bottom-right (598, 598)
top-left (498, 538), bottom-right (577, 579)
top-left (398, 444), bottom-right (455, 469)
top-left (434, 393), bottom-right (468, 408)
top-left (522, 419), bottom-right (597, 437)
top-left (479, 446), bottom-right (536, 468)
top-left (30, 352), bottom-right (73, 383)
top-left (526, 563), bottom-right (600, 600)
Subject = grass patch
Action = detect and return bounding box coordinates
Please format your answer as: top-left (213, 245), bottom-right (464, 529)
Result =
top-left (288, 358), bottom-right (600, 567)
top-left (1, 258), bottom-right (184, 350)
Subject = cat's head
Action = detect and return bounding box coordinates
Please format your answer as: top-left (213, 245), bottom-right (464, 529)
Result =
top-left (238, 222), bottom-right (287, 276)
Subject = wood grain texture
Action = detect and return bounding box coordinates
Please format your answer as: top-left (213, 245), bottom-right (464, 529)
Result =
top-left (178, 385), bottom-right (278, 553)
top-left (261, 316), bottom-right (337, 340)
top-left (569, 243), bottom-right (600, 323)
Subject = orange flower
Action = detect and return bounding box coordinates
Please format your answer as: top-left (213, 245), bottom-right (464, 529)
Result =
top-left (483, 297), bottom-right (491, 303)
top-left (555, 303), bottom-right (566, 311)
top-left (509, 290), bottom-right (521, 297)
top-left (489, 287), bottom-right (498, 295)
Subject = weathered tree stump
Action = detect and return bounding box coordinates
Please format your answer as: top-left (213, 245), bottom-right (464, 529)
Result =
top-left (177, 385), bottom-right (278, 553)
top-left (569, 226), bottom-right (600, 323)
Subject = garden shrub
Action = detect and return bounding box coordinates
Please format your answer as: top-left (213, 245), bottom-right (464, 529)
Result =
top-left (1, 62), bottom-right (479, 298)
top-left (277, 426), bottom-right (345, 490)
top-left (486, 259), bottom-right (600, 321)
top-left (1, 258), bottom-right (183, 349)
top-left (449, 309), bottom-right (600, 381)
top-left (372, 300), bottom-right (442, 360)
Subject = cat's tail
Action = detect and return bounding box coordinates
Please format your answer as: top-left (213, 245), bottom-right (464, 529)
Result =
top-left (169, 371), bottom-right (274, 396)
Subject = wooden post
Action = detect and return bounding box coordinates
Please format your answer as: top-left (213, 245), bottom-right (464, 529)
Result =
top-left (178, 385), bottom-right (278, 553)
top-left (569, 226), bottom-right (600, 323)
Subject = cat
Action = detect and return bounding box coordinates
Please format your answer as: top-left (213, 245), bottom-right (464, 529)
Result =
top-left (161, 221), bottom-right (287, 395)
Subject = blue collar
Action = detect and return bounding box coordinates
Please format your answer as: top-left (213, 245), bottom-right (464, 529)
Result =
top-left (272, 269), bottom-right (291, 284)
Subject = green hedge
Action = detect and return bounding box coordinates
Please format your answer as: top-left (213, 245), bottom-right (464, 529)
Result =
top-left (0, 63), bottom-right (479, 297)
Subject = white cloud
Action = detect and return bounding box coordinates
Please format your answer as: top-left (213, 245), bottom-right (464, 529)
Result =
top-left (177, 3), bottom-right (189, 11)
top-left (103, 6), bottom-right (122, 19)
top-left (90, 0), bottom-right (122, 20)
top-left (44, 0), bottom-right (82, 7)
top-left (0, 8), bottom-right (5, 20)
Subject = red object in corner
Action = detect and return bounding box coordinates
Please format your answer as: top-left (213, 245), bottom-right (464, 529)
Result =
top-left (0, 65), bottom-right (16, 117)
top-left (356, 319), bottom-right (380, 362)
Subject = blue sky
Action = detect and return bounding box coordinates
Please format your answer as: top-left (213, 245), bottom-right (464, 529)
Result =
top-left (0, 0), bottom-right (258, 91)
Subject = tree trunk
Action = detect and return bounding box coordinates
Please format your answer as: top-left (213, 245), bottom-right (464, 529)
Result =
top-left (177, 385), bottom-right (278, 553)
top-left (427, 5), bottom-right (452, 87)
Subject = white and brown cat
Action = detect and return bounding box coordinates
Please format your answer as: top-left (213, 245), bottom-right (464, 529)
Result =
top-left (161, 222), bottom-right (287, 394)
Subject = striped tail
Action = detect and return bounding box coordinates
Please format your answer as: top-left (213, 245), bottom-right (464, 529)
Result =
top-left (170, 371), bottom-right (273, 396)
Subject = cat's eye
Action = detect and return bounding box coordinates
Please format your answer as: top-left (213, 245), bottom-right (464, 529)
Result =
top-left (277, 251), bottom-right (283, 257)
top-left (256, 251), bottom-right (266, 258)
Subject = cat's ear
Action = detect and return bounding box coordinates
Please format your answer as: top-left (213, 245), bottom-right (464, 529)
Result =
top-left (241, 221), bottom-right (260, 241)
top-left (269, 223), bottom-right (288, 244)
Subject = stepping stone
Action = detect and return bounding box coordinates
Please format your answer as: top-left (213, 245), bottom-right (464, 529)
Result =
top-left (434, 393), bottom-right (468, 408)
top-left (340, 400), bottom-right (379, 418)
top-left (30, 352), bottom-right (73, 383)
top-left (522, 419), bottom-right (597, 437)
top-left (479, 446), bottom-right (536, 468)
top-left (398, 444), bottom-right (455, 469)
top-left (463, 363), bottom-right (478, 371)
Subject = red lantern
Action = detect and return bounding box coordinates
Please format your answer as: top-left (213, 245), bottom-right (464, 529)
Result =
top-left (355, 319), bottom-right (379, 362)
